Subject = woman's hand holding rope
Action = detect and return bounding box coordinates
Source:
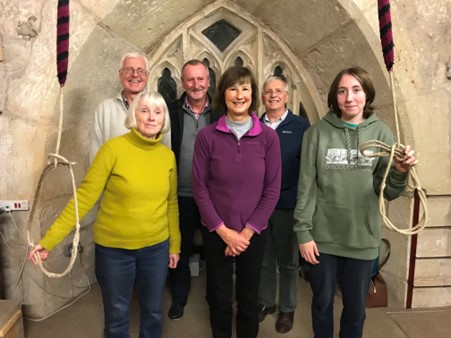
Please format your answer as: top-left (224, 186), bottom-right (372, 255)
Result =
top-left (28, 244), bottom-right (49, 265)
top-left (360, 140), bottom-right (427, 234)
top-left (393, 145), bottom-right (418, 174)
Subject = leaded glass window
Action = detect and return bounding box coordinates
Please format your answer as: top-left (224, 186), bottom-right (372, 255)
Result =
top-left (203, 58), bottom-right (216, 98)
top-left (158, 68), bottom-right (177, 103)
top-left (202, 20), bottom-right (241, 52)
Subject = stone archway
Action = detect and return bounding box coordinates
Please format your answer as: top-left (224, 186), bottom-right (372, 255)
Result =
top-left (145, 1), bottom-right (324, 121)
top-left (4, 0), bottom-right (449, 318)
top-left (14, 0), bottom-right (402, 318)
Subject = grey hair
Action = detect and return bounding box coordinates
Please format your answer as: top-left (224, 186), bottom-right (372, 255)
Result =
top-left (124, 91), bottom-right (171, 134)
top-left (120, 52), bottom-right (149, 71)
top-left (181, 59), bottom-right (209, 80)
top-left (262, 75), bottom-right (289, 92)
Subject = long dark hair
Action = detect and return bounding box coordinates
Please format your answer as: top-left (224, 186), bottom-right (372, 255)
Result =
top-left (327, 66), bottom-right (376, 119)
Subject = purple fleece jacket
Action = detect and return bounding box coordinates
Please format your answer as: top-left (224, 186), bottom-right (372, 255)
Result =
top-left (192, 113), bottom-right (281, 234)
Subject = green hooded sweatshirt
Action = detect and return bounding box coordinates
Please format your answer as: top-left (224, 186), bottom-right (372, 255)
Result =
top-left (294, 112), bottom-right (408, 260)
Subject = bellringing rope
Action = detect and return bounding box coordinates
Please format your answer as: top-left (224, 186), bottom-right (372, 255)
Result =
top-left (56, 0), bottom-right (70, 87)
top-left (378, 0), bottom-right (394, 72)
top-left (359, 0), bottom-right (428, 235)
top-left (27, 0), bottom-right (82, 278)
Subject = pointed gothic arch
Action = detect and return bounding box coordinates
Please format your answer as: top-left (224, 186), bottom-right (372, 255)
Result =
top-left (146, 1), bottom-right (323, 118)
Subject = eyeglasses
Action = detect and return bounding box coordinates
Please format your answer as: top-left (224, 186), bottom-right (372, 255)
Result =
top-left (121, 67), bottom-right (148, 76)
top-left (263, 88), bottom-right (285, 96)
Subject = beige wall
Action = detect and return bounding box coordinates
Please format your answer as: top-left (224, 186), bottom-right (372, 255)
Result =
top-left (0, 0), bottom-right (449, 317)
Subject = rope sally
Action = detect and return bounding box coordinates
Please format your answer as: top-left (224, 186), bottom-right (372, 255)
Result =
top-left (56, 0), bottom-right (69, 87)
top-left (27, 0), bottom-right (82, 277)
top-left (54, 0), bottom-right (70, 162)
top-left (378, 0), bottom-right (394, 72)
top-left (359, 0), bottom-right (427, 235)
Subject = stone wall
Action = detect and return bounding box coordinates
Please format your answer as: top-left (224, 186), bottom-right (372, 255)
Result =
top-left (0, 0), bottom-right (449, 317)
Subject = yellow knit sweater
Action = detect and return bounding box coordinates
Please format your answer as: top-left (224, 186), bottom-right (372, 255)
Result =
top-left (40, 129), bottom-right (181, 254)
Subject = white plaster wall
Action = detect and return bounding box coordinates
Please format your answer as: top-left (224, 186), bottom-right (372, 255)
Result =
top-left (0, 0), bottom-right (449, 316)
top-left (0, 0), bottom-right (121, 316)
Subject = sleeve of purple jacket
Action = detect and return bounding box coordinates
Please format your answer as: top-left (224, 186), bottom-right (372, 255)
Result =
top-left (245, 128), bottom-right (281, 234)
top-left (192, 129), bottom-right (225, 232)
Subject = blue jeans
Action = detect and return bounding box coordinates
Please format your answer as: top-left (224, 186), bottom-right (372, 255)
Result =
top-left (95, 241), bottom-right (169, 338)
top-left (308, 253), bottom-right (373, 338)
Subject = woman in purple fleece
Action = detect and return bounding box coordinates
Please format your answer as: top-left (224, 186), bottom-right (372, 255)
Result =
top-left (192, 66), bottom-right (281, 338)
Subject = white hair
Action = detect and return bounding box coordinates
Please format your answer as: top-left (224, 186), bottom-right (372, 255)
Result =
top-left (120, 52), bottom-right (149, 71)
top-left (124, 90), bottom-right (171, 134)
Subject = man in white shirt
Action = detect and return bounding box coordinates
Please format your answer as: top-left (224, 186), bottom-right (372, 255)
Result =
top-left (90, 52), bottom-right (170, 161)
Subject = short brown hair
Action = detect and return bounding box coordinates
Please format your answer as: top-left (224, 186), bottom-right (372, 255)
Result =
top-left (212, 66), bottom-right (259, 113)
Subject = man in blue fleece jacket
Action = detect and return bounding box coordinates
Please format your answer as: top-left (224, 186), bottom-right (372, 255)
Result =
top-left (258, 75), bottom-right (310, 334)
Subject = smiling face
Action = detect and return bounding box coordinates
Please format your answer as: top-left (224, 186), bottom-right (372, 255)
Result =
top-left (182, 63), bottom-right (210, 105)
top-left (135, 97), bottom-right (165, 139)
top-left (262, 79), bottom-right (289, 116)
top-left (336, 74), bottom-right (367, 124)
top-left (225, 79), bottom-right (252, 119)
top-left (119, 57), bottom-right (148, 96)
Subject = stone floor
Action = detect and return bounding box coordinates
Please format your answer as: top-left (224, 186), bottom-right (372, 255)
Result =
top-left (23, 270), bottom-right (451, 338)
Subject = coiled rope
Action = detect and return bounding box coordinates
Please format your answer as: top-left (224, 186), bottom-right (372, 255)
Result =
top-left (27, 0), bottom-right (81, 277)
top-left (358, 0), bottom-right (428, 235)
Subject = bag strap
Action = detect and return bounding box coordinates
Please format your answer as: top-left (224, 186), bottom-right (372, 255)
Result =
top-left (378, 238), bottom-right (391, 270)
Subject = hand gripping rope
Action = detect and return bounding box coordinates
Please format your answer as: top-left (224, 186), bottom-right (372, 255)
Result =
top-left (359, 0), bottom-right (428, 235)
top-left (27, 0), bottom-right (81, 277)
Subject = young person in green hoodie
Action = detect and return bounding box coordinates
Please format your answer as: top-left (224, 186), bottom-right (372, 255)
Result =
top-left (294, 67), bottom-right (418, 338)
top-left (29, 91), bottom-right (181, 338)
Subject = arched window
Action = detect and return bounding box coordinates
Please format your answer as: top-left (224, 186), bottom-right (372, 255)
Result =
top-left (147, 2), bottom-right (321, 118)
top-left (203, 58), bottom-right (216, 98)
top-left (157, 68), bottom-right (177, 104)
top-left (274, 65), bottom-right (284, 77)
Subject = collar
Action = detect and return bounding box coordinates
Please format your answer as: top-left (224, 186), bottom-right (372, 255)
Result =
top-left (216, 112), bottom-right (263, 136)
top-left (121, 90), bottom-right (130, 110)
top-left (125, 128), bottom-right (163, 149)
top-left (183, 95), bottom-right (209, 115)
top-left (264, 109), bottom-right (288, 123)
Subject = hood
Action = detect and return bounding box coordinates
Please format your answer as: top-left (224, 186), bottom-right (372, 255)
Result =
top-left (323, 111), bottom-right (380, 164)
top-left (322, 110), bottom-right (379, 129)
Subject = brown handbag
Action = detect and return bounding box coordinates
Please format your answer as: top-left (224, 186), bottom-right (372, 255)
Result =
top-left (366, 239), bottom-right (390, 308)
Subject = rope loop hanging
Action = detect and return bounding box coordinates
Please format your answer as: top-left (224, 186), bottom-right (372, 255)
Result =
top-left (27, 0), bottom-right (82, 277)
top-left (358, 0), bottom-right (428, 235)
top-left (359, 140), bottom-right (428, 234)
top-left (27, 154), bottom-right (81, 278)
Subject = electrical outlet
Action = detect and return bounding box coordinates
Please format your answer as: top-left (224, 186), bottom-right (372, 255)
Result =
top-left (63, 243), bottom-right (83, 257)
top-left (0, 200), bottom-right (29, 212)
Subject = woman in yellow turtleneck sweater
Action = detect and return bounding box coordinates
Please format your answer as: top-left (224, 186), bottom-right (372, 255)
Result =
top-left (28, 91), bottom-right (181, 338)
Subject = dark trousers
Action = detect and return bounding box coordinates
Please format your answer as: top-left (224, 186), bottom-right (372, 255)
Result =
top-left (308, 253), bottom-right (373, 338)
top-left (201, 226), bottom-right (267, 338)
top-left (169, 196), bottom-right (202, 305)
top-left (259, 209), bottom-right (299, 312)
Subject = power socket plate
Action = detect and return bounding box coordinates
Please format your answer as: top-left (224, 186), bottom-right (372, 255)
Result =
top-left (0, 200), bottom-right (29, 211)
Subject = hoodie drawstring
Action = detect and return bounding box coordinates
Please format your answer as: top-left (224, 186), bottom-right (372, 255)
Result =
top-left (344, 126), bottom-right (361, 164)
